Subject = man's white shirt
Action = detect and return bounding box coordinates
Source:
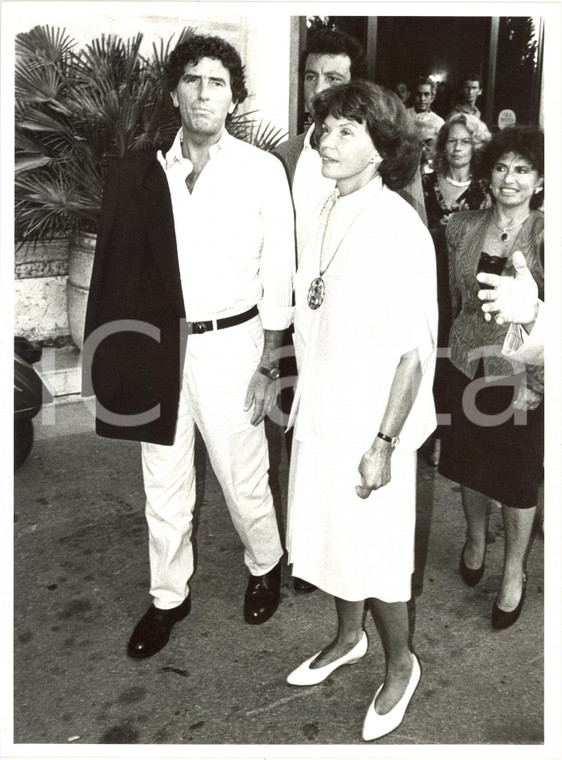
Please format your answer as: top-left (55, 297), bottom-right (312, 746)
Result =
top-left (158, 129), bottom-right (295, 330)
top-left (292, 124), bottom-right (337, 259)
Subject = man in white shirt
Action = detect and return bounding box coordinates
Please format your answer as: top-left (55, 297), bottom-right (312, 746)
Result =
top-left (83, 34), bottom-right (295, 658)
top-left (406, 76), bottom-right (445, 131)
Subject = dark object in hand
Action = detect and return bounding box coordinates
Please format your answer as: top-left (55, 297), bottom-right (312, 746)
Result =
top-left (477, 251), bottom-right (506, 289)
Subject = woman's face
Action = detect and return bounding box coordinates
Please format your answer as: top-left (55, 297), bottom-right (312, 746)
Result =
top-left (445, 123), bottom-right (474, 170)
top-left (490, 151), bottom-right (542, 210)
top-left (319, 113), bottom-right (380, 196)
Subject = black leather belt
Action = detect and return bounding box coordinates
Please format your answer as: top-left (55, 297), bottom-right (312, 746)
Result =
top-left (188, 305), bottom-right (259, 335)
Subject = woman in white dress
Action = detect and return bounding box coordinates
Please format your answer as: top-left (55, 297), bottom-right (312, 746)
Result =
top-left (286, 81), bottom-right (438, 741)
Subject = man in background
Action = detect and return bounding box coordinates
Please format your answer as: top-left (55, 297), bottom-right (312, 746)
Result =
top-left (275, 29), bottom-right (427, 258)
top-left (449, 73), bottom-right (483, 120)
top-left (407, 75), bottom-right (444, 130)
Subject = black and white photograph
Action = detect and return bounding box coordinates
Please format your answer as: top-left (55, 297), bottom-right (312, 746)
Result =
top-left (2, 1), bottom-right (560, 758)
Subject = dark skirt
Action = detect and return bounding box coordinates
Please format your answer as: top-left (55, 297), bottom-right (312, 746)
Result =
top-left (431, 227), bottom-right (453, 423)
top-left (438, 362), bottom-right (543, 508)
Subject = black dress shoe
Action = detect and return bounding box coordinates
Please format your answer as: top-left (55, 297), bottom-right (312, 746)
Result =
top-left (244, 561), bottom-right (281, 625)
top-left (293, 577), bottom-right (317, 593)
top-left (492, 573), bottom-right (527, 630)
top-left (127, 595), bottom-right (191, 659)
top-left (459, 543), bottom-right (485, 586)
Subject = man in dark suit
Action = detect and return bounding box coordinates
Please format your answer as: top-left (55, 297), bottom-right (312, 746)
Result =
top-left (83, 33), bottom-right (295, 658)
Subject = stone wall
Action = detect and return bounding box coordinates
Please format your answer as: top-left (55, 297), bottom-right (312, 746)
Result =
top-left (14, 240), bottom-right (71, 344)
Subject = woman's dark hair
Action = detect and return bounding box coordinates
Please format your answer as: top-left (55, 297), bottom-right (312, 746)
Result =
top-left (481, 126), bottom-right (544, 209)
top-left (165, 34), bottom-right (248, 105)
top-left (312, 80), bottom-right (421, 190)
top-left (433, 112), bottom-right (492, 177)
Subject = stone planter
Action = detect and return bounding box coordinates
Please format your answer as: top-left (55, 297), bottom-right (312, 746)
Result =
top-left (67, 232), bottom-right (96, 349)
top-left (14, 238), bottom-right (71, 344)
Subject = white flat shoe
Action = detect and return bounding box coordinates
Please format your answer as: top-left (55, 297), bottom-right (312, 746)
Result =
top-left (287, 631), bottom-right (368, 686)
top-left (362, 653), bottom-right (421, 741)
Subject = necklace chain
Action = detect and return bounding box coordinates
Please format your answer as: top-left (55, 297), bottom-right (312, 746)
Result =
top-left (307, 191), bottom-right (373, 310)
top-left (492, 212), bottom-right (531, 241)
top-left (319, 194), bottom-right (369, 275)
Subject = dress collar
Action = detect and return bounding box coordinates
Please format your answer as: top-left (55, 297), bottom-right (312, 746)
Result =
top-left (335, 174), bottom-right (384, 210)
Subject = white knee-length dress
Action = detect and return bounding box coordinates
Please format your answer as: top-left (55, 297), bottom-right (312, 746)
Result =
top-left (287, 177), bottom-right (438, 603)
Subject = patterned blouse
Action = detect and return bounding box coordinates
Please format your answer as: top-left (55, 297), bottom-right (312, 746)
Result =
top-left (422, 172), bottom-right (492, 231)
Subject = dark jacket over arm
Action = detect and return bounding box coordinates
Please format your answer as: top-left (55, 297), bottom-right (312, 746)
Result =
top-left (82, 150), bottom-right (187, 445)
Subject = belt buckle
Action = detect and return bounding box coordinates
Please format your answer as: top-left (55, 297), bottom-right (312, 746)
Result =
top-left (192, 321), bottom-right (208, 334)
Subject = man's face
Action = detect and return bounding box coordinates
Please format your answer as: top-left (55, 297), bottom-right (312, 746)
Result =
top-left (414, 84), bottom-right (435, 112)
top-left (303, 53), bottom-right (352, 116)
top-left (171, 57), bottom-right (235, 140)
top-left (462, 80), bottom-right (482, 105)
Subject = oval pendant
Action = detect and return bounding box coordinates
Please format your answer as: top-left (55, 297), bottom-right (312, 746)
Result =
top-left (307, 277), bottom-right (325, 309)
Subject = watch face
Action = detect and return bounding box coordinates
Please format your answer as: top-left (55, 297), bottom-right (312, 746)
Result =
top-left (260, 366), bottom-right (280, 380)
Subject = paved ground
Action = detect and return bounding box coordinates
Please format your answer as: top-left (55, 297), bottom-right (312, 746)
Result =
top-left (7, 399), bottom-right (555, 758)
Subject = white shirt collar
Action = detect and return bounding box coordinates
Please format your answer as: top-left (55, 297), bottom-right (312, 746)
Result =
top-left (158, 128), bottom-right (231, 171)
top-left (303, 123), bottom-right (317, 151)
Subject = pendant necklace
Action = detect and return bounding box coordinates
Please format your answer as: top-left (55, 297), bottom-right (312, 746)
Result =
top-left (307, 193), bottom-right (371, 310)
top-left (493, 212), bottom-right (531, 242)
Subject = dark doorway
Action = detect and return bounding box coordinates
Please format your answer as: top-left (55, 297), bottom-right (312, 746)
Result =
top-left (374, 16), bottom-right (490, 119)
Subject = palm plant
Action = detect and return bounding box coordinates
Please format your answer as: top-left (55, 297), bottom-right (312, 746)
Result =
top-left (228, 111), bottom-right (287, 151)
top-left (15, 25), bottom-right (184, 242)
top-left (15, 25), bottom-right (287, 244)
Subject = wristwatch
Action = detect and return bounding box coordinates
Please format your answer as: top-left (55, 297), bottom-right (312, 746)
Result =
top-left (258, 365), bottom-right (280, 381)
top-left (377, 431), bottom-right (400, 448)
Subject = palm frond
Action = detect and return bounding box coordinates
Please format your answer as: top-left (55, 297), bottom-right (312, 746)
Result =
top-left (15, 59), bottom-right (66, 103)
top-left (249, 119), bottom-right (288, 151)
top-left (227, 111), bottom-right (287, 151)
top-left (15, 25), bottom-right (76, 64)
top-left (14, 23), bottom-right (285, 243)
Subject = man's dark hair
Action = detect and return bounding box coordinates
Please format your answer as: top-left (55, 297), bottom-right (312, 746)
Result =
top-left (415, 76), bottom-right (437, 95)
top-left (165, 33), bottom-right (248, 104)
top-left (299, 29), bottom-right (367, 80)
top-left (461, 72), bottom-right (482, 87)
top-left (313, 81), bottom-right (421, 190)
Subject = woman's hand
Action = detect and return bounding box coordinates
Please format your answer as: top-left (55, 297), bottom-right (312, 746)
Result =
top-left (355, 440), bottom-right (393, 499)
top-left (513, 383), bottom-right (542, 411)
top-left (439, 214), bottom-right (452, 228)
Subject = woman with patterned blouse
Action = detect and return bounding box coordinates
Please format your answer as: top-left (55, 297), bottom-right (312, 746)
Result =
top-left (422, 113), bottom-right (492, 465)
top-left (422, 112), bottom-right (492, 229)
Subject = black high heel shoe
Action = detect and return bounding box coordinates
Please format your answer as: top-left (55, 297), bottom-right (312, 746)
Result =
top-left (459, 543), bottom-right (485, 586)
top-left (491, 572), bottom-right (528, 630)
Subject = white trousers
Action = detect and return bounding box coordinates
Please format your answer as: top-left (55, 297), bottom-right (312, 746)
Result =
top-left (141, 316), bottom-right (283, 609)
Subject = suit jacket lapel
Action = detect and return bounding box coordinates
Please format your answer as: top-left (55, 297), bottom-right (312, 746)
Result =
top-left (139, 157), bottom-right (186, 318)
